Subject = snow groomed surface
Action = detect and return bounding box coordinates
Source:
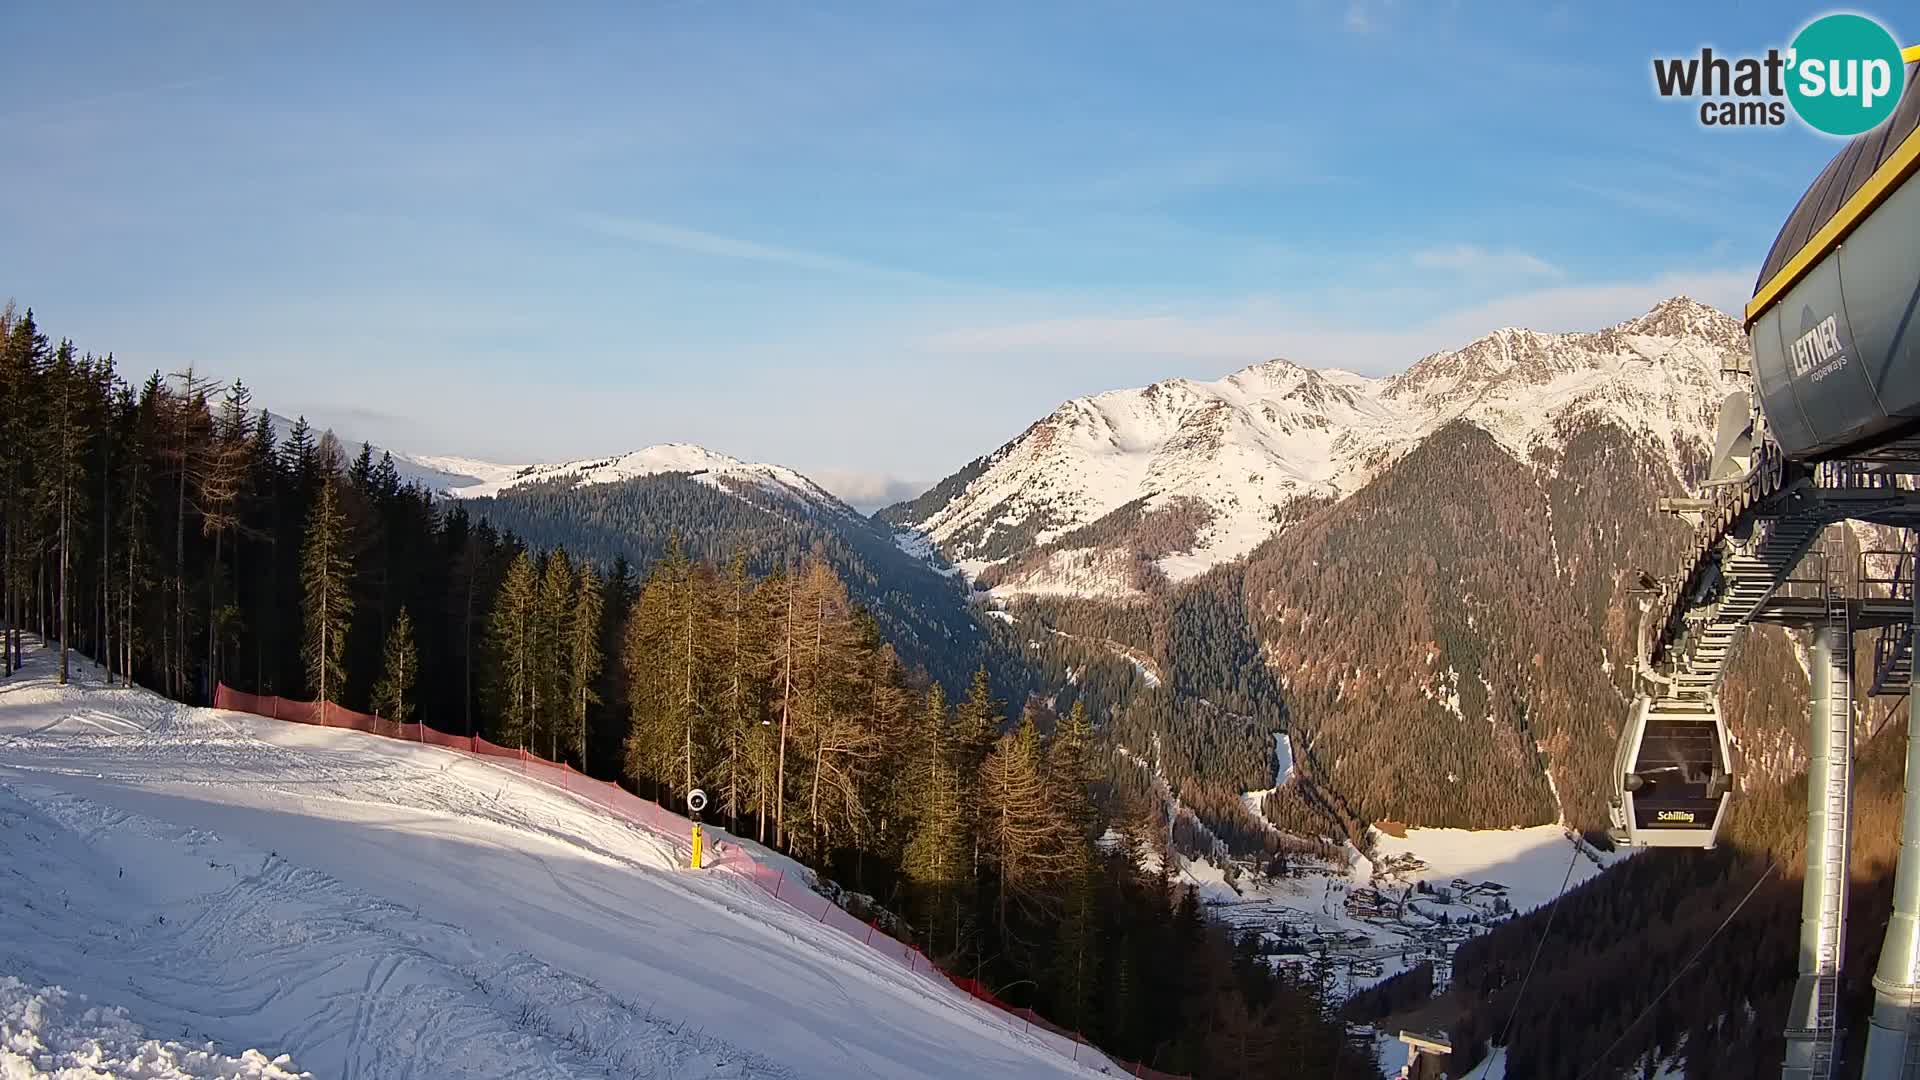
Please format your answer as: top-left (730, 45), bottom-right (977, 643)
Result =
top-left (0, 645), bottom-right (1151, 1079)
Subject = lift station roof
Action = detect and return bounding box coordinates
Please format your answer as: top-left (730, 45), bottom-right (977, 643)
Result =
top-left (1749, 57), bottom-right (1920, 327)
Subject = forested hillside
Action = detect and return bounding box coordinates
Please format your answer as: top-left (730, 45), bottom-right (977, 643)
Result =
top-left (964, 413), bottom-right (1816, 849)
top-left (463, 473), bottom-right (1013, 698)
top-left (0, 301), bottom-right (1381, 1079)
top-left (872, 299), bottom-right (1817, 845)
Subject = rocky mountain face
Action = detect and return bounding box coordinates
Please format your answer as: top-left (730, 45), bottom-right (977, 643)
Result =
top-left (883, 297), bottom-right (1746, 603)
top-left (895, 297), bottom-right (1820, 837)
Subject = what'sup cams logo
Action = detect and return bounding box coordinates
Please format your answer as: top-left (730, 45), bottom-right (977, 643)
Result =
top-left (1652, 12), bottom-right (1909, 135)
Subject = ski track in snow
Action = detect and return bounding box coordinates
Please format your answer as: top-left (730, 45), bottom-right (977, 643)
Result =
top-left (0, 648), bottom-right (1108, 1080)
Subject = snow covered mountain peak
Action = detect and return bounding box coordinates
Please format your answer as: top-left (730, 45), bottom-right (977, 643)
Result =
top-left (441, 441), bottom-right (853, 513)
top-left (886, 297), bottom-right (1747, 600)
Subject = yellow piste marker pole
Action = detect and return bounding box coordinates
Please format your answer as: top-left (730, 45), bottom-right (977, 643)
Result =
top-left (691, 823), bottom-right (703, 869)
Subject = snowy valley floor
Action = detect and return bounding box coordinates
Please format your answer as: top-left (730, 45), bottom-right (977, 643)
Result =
top-left (0, 647), bottom-right (1109, 1079)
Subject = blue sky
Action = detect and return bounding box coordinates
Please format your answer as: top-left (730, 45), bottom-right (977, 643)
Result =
top-left (1, 1), bottom-right (1904, 507)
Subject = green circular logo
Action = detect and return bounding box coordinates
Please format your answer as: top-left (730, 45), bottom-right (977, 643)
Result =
top-left (1786, 13), bottom-right (1906, 136)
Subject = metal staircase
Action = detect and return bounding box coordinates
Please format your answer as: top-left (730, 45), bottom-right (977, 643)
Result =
top-left (1873, 539), bottom-right (1917, 697)
top-left (1655, 504), bottom-right (1831, 705)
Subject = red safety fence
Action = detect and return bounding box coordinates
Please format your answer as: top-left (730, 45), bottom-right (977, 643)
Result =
top-left (212, 683), bottom-right (1186, 1079)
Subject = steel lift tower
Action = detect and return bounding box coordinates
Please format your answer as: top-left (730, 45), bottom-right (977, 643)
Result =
top-left (1611, 54), bottom-right (1920, 1079)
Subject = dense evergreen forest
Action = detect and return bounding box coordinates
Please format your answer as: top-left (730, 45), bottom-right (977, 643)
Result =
top-left (0, 303), bottom-right (1381, 1078)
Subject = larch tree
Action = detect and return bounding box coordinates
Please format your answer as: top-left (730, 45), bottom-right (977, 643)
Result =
top-left (714, 552), bottom-right (763, 825)
top-left (371, 606), bottom-right (418, 723)
top-left (978, 717), bottom-right (1071, 936)
top-left (300, 471), bottom-right (354, 705)
top-left (622, 537), bottom-right (716, 807)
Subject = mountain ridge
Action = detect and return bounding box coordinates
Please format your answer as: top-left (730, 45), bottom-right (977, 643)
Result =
top-left (882, 295), bottom-right (1742, 601)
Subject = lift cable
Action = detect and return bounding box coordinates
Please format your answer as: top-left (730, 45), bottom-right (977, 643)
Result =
top-left (1571, 857), bottom-right (1779, 1080)
top-left (1460, 838), bottom-right (1583, 1080)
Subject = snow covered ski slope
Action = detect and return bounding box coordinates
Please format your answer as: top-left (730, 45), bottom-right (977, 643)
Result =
top-left (0, 647), bottom-right (1113, 1079)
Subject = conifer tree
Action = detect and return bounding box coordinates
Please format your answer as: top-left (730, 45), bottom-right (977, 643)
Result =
top-left (537, 548), bottom-right (576, 759)
top-left (953, 666), bottom-right (1002, 873)
top-left (769, 565), bottom-right (797, 847)
top-left (904, 683), bottom-right (969, 955)
top-left (300, 472), bottom-right (354, 705)
top-left (2, 308), bottom-right (51, 675)
top-left (714, 553), bottom-right (763, 823)
top-left (1049, 699), bottom-right (1101, 842)
top-left (371, 606), bottom-right (418, 723)
top-left (488, 549), bottom-right (540, 747)
top-left (45, 341), bottom-right (84, 684)
top-left (979, 717), bottom-right (1070, 935)
top-left (566, 562), bottom-right (603, 769)
top-left (200, 380), bottom-right (253, 690)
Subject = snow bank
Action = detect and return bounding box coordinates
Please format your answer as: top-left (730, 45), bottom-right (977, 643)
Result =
top-left (1, 977), bottom-right (310, 1079)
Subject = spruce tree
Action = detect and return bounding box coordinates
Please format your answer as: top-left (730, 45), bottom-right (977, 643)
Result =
top-left (45, 341), bottom-right (83, 684)
top-left (953, 666), bottom-right (1001, 874)
top-left (300, 472), bottom-right (354, 705)
top-left (904, 683), bottom-right (969, 956)
top-left (566, 562), bottom-right (603, 769)
top-left (488, 549), bottom-right (540, 747)
top-left (1048, 699), bottom-right (1101, 842)
top-left (537, 549), bottom-right (576, 759)
top-left (371, 606), bottom-right (418, 723)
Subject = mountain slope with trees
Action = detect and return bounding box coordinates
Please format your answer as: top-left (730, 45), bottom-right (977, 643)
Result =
top-left (457, 470), bottom-right (1012, 698)
top-left (0, 299), bottom-right (1381, 1080)
top-left (878, 299), bottom-right (1813, 843)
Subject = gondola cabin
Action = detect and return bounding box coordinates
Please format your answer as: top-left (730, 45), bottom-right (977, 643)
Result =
top-left (1610, 696), bottom-right (1734, 848)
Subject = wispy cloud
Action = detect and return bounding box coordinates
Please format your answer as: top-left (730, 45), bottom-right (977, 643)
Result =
top-left (577, 213), bottom-right (936, 282)
top-left (1411, 245), bottom-right (1561, 278)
